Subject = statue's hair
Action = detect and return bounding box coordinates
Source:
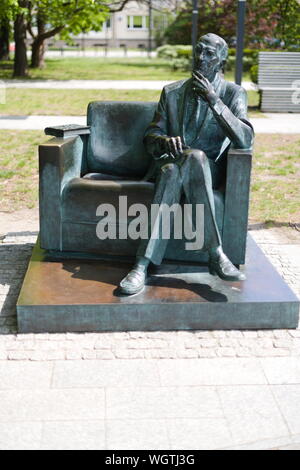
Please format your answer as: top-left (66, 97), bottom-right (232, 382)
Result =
top-left (198, 33), bottom-right (229, 63)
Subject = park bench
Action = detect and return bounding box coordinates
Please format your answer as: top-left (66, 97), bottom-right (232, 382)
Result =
top-left (93, 43), bottom-right (108, 56)
top-left (258, 51), bottom-right (300, 112)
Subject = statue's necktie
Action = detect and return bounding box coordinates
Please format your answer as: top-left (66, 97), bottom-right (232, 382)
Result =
top-left (185, 94), bottom-right (207, 146)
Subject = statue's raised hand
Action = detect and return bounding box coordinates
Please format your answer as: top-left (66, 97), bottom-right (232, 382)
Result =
top-left (192, 71), bottom-right (218, 105)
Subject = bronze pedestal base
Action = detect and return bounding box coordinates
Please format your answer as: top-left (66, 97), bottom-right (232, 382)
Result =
top-left (17, 234), bottom-right (299, 333)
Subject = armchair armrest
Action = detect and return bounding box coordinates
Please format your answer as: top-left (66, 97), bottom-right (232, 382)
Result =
top-left (39, 135), bottom-right (86, 250)
top-left (222, 147), bottom-right (252, 265)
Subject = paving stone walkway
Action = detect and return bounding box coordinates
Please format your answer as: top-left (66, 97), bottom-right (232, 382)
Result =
top-left (1, 113), bottom-right (299, 133)
top-left (0, 226), bottom-right (299, 359)
top-left (0, 221), bottom-right (299, 449)
top-left (3, 79), bottom-right (256, 91)
top-left (0, 357), bottom-right (300, 450)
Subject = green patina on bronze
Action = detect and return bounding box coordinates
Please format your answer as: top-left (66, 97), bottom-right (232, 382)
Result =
top-left (118, 33), bottom-right (254, 293)
top-left (39, 34), bottom-right (253, 273)
top-left (18, 33), bottom-right (299, 330)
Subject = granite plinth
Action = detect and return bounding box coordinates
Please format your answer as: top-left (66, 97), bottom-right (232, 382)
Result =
top-left (17, 234), bottom-right (299, 333)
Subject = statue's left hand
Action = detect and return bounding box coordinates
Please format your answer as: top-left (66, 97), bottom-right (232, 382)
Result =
top-left (192, 71), bottom-right (217, 105)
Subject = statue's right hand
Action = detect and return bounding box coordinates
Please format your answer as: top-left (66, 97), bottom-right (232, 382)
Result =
top-left (157, 135), bottom-right (184, 158)
top-left (161, 136), bottom-right (183, 158)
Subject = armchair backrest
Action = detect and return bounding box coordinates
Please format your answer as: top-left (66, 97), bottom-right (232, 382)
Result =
top-left (87, 101), bottom-right (157, 177)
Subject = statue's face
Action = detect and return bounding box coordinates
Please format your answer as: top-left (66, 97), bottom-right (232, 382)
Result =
top-left (193, 39), bottom-right (222, 81)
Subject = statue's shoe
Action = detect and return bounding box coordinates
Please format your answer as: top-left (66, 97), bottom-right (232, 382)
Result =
top-left (208, 252), bottom-right (246, 282)
top-left (119, 268), bottom-right (146, 295)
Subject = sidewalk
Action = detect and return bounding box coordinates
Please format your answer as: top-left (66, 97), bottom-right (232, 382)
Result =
top-left (3, 79), bottom-right (256, 91)
top-left (0, 113), bottom-right (299, 133)
top-left (0, 209), bottom-right (299, 449)
top-left (27, 49), bottom-right (157, 59)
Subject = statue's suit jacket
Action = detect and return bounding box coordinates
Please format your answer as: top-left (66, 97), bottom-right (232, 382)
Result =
top-left (137, 75), bottom-right (254, 263)
top-left (143, 75), bottom-right (254, 182)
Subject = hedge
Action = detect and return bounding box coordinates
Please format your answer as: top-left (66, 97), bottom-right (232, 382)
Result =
top-left (156, 44), bottom-right (294, 75)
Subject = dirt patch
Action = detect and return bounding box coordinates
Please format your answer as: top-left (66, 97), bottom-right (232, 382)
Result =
top-left (0, 208), bottom-right (39, 235)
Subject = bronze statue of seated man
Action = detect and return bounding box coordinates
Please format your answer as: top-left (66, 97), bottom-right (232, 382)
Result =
top-left (120, 33), bottom-right (254, 295)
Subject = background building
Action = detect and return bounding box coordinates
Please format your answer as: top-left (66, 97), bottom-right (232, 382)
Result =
top-left (49, 1), bottom-right (174, 50)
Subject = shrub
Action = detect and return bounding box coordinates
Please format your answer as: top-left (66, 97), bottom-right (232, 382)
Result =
top-left (172, 57), bottom-right (191, 71)
top-left (225, 55), bottom-right (235, 71)
top-left (226, 49), bottom-right (259, 72)
top-left (156, 45), bottom-right (263, 77)
top-left (156, 44), bottom-right (178, 59)
top-left (250, 65), bottom-right (259, 84)
top-left (175, 45), bottom-right (192, 58)
top-left (156, 44), bottom-right (192, 71)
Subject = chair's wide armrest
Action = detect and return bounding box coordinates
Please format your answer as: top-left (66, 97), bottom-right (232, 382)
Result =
top-left (39, 135), bottom-right (86, 250)
top-left (39, 135), bottom-right (86, 190)
top-left (222, 147), bottom-right (252, 265)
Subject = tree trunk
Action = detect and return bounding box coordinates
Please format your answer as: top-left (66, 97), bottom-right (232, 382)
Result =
top-left (30, 39), bottom-right (45, 68)
top-left (30, 16), bottom-right (46, 68)
top-left (13, 13), bottom-right (28, 77)
top-left (0, 19), bottom-right (10, 61)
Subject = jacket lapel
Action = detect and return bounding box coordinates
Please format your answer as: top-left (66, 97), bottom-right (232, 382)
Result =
top-left (192, 75), bottom-right (224, 142)
top-left (174, 74), bottom-right (225, 145)
top-left (178, 79), bottom-right (192, 145)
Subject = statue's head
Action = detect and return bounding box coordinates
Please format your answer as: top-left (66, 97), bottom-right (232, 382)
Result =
top-left (194, 33), bottom-right (228, 81)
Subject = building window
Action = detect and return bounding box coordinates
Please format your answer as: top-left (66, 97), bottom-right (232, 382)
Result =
top-left (105, 15), bottom-right (111, 29)
top-left (127, 15), bottom-right (149, 29)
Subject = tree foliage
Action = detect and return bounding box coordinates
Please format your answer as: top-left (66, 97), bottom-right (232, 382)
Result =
top-left (164, 0), bottom-right (300, 49)
top-left (27, 0), bottom-right (110, 42)
top-left (268, 0), bottom-right (300, 47)
top-left (2, 0), bottom-right (130, 75)
top-left (0, 0), bottom-right (20, 21)
top-left (27, 0), bottom-right (111, 67)
top-left (0, 1), bottom-right (20, 60)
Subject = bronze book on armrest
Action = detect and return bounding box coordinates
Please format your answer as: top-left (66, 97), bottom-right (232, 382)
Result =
top-left (44, 124), bottom-right (91, 138)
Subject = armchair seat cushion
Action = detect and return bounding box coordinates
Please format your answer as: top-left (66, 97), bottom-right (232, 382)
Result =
top-left (60, 176), bottom-right (225, 259)
top-left (83, 172), bottom-right (135, 181)
top-left (62, 177), bottom-right (155, 225)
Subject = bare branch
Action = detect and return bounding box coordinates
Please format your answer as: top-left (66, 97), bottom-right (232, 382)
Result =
top-left (27, 22), bottom-right (35, 38)
top-left (106, 0), bottom-right (132, 13)
top-left (35, 24), bottom-right (64, 41)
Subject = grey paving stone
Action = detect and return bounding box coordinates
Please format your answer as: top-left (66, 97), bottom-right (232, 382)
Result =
top-left (52, 359), bottom-right (160, 388)
top-left (223, 436), bottom-right (293, 450)
top-left (106, 419), bottom-right (169, 450)
top-left (41, 420), bottom-right (105, 450)
top-left (260, 357), bottom-right (300, 384)
top-left (166, 418), bottom-right (232, 450)
top-left (276, 443), bottom-right (300, 450)
top-left (0, 422), bottom-right (42, 450)
top-left (271, 385), bottom-right (300, 435)
top-left (1, 227), bottom-right (300, 362)
top-left (157, 358), bottom-right (267, 386)
top-left (106, 386), bottom-right (223, 420)
top-left (291, 433), bottom-right (300, 444)
top-left (218, 385), bottom-right (289, 445)
top-left (0, 389), bottom-right (105, 421)
top-left (0, 361), bottom-right (53, 389)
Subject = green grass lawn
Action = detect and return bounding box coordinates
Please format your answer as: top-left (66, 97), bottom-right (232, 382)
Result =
top-left (0, 130), bottom-right (42, 211)
top-left (0, 57), bottom-right (250, 82)
top-left (0, 88), bottom-right (260, 116)
top-left (0, 58), bottom-right (187, 81)
top-left (0, 89), bottom-right (160, 115)
top-left (250, 134), bottom-right (300, 224)
top-left (0, 131), bottom-right (298, 224)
